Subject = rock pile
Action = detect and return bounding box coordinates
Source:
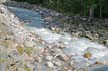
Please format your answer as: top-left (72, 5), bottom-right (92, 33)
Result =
top-left (0, 4), bottom-right (45, 71)
top-left (0, 4), bottom-right (79, 71)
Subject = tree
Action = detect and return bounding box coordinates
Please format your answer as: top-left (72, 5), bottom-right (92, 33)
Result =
top-left (99, 0), bottom-right (102, 18)
top-left (14, 0), bottom-right (108, 18)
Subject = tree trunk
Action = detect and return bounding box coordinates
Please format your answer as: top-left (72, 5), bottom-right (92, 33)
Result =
top-left (88, 5), bottom-right (94, 21)
top-left (99, 0), bottom-right (102, 18)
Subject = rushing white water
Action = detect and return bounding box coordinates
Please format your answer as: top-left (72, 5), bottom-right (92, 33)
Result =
top-left (8, 6), bottom-right (108, 62)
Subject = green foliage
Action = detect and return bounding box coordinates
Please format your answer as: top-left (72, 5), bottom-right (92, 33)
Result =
top-left (101, 0), bottom-right (108, 17)
top-left (14, 0), bottom-right (108, 18)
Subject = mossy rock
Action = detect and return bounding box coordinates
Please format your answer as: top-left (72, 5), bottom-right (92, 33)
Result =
top-left (24, 47), bottom-right (33, 56)
top-left (83, 52), bottom-right (92, 58)
top-left (17, 46), bottom-right (24, 55)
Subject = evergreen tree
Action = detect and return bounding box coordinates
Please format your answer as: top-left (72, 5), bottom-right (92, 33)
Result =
top-left (14, 0), bottom-right (108, 18)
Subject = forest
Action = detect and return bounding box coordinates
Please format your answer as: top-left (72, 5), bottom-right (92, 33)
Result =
top-left (14, 0), bottom-right (108, 18)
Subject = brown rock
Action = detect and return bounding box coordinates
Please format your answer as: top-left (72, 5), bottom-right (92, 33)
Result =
top-left (95, 61), bottom-right (103, 64)
top-left (83, 52), bottom-right (92, 58)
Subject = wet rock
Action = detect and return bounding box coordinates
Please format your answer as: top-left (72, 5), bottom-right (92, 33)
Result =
top-left (83, 52), bottom-right (92, 58)
top-left (50, 26), bottom-right (61, 33)
top-left (57, 54), bottom-right (70, 61)
top-left (49, 26), bottom-right (56, 31)
top-left (85, 31), bottom-right (93, 40)
top-left (86, 48), bottom-right (108, 58)
top-left (93, 33), bottom-right (99, 40)
top-left (72, 32), bottom-right (81, 38)
top-left (95, 61), bottom-right (103, 64)
top-left (103, 40), bottom-right (108, 47)
top-left (96, 55), bottom-right (108, 65)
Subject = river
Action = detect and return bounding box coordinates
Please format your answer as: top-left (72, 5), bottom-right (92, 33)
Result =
top-left (8, 6), bottom-right (108, 71)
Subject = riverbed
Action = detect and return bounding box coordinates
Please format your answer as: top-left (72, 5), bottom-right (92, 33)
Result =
top-left (8, 6), bottom-right (108, 71)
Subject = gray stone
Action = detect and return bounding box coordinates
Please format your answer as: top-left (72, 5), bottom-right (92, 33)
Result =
top-left (53, 61), bottom-right (62, 66)
top-left (24, 41), bottom-right (35, 47)
top-left (0, 0), bottom-right (7, 3)
top-left (57, 54), bottom-right (69, 61)
top-left (45, 56), bottom-right (53, 61)
top-left (46, 61), bottom-right (54, 68)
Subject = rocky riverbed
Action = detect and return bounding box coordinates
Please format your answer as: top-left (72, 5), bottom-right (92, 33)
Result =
top-left (5, 1), bottom-right (108, 44)
top-left (0, 1), bottom-right (107, 71)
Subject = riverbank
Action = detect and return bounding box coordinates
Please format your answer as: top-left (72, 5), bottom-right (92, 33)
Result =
top-left (1, 1), bottom-right (108, 71)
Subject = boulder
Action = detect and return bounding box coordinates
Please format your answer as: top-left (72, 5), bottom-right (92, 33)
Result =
top-left (0, 0), bottom-right (7, 3)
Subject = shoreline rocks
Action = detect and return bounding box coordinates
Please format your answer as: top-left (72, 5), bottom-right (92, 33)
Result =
top-left (2, 1), bottom-right (108, 71)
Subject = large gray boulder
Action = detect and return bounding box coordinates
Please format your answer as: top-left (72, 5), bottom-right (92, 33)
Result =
top-left (0, 0), bottom-right (7, 3)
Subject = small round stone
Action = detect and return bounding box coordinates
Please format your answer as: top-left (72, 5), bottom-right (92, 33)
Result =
top-left (83, 52), bottom-right (92, 58)
top-left (24, 41), bottom-right (35, 47)
top-left (45, 56), bottom-right (53, 61)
